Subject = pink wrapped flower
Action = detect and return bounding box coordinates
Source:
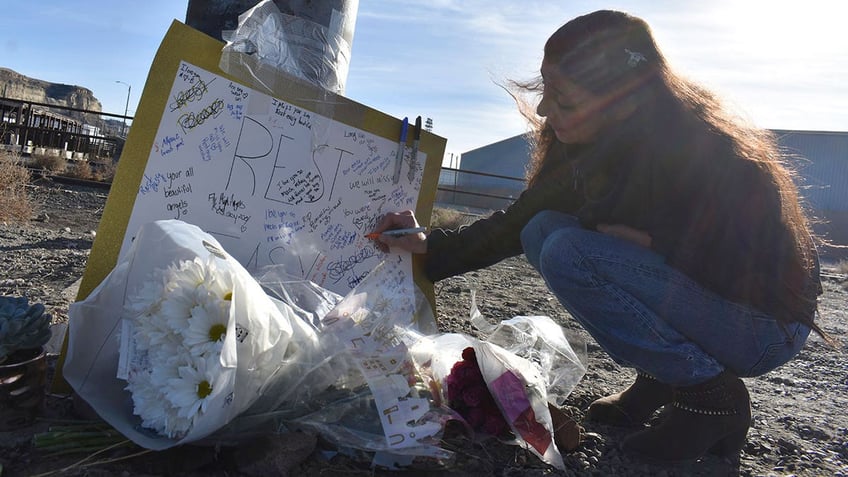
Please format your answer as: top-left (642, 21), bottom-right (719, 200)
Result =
top-left (445, 347), bottom-right (511, 438)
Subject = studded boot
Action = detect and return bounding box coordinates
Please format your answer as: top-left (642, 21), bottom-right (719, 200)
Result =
top-left (622, 370), bottom-right (752, 462)
top-left (586, 371), bottom-right (674, 426)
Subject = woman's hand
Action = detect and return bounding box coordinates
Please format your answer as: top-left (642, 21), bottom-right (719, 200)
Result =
top-left (597, 223), bottom-right (652, 248)
top-left (369, 210), bottom-right (428, 254)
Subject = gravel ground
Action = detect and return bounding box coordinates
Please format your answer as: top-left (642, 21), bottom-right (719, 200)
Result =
top-left (0, 179), bottom-right (846, 476)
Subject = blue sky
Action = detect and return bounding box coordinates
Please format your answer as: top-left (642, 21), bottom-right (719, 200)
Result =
top-left (3, 1), bottom-right (846, 162)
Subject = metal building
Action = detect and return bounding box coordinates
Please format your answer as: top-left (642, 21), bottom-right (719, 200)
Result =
top-left (775, 130), bottom-right (848, 262)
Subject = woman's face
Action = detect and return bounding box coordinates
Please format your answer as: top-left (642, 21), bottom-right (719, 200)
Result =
top-left (537, 60), bottom-right (610, 144)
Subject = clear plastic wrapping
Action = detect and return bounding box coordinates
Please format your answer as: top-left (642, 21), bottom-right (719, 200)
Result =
top-left (64, 219), bottom-right (586, 470)
top-left (220, 0), bottom-right (355, 95)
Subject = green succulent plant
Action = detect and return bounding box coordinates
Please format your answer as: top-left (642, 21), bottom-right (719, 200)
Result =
top-left (0, 296), bottom-right (52, 364)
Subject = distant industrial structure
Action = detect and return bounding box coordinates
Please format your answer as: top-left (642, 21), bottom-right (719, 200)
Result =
top-left (437, 130), bottom-right (848, 262)
top-left (0, 97), bottom-right (125, 161)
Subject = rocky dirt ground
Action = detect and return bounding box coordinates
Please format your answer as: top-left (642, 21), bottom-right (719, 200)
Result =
top-left (0, 179), bottom-right (846, 476)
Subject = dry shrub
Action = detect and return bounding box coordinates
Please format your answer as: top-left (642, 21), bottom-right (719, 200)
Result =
top-left (91, 158), bottom-right (117, 183)
top-left (30, 153), bottom-right (67, 173)
top-left (67, 161), bottom-right (94, 180)
top-left (0, 155), bottom-right (34, 223)
top-left (430, 207), bottom-right (475, 229)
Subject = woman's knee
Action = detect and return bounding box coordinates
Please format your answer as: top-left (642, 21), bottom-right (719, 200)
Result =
top-left (520, 211), bottom-right (579, 268)
top-left (536, 227), bottom-right (583, 278)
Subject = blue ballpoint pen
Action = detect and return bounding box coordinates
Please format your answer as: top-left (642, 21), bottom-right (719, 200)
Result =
top-left (392, 117), bottom-right (408, 184)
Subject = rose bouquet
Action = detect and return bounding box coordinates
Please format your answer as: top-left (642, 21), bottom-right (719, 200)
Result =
top-left (444, 347), bottom-right (510, 438)
top-left (410, 313), bottom-right (587, 471)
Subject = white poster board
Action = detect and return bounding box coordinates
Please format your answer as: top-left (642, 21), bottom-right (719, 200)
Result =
top-left (122, 60), bottom-right (427, 295)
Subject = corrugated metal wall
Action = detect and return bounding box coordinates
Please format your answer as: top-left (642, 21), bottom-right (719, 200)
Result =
top-left (775, 130), bottom-right (848, 261)
top-left (776, 130), bottom-right (848, 210)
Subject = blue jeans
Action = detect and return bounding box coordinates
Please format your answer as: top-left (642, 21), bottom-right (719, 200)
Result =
top-left (520, 211), bottom-right (810, 386)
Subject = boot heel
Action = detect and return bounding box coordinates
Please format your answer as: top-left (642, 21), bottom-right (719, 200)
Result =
top-left (622, 372), bottom-right (751, 463)
top-left (708, 428), bottom-right (748, 457)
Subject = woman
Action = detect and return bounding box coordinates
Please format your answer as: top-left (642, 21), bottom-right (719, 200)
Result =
top-left (371, 10), bottom-right (827, 462)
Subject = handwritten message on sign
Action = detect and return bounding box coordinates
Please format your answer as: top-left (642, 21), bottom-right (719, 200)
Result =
top-left (120, 61), bottom-right (427, 296)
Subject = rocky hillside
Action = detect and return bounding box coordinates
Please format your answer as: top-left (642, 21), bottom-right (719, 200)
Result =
top-left (0, 67), bottom-right (102, 113)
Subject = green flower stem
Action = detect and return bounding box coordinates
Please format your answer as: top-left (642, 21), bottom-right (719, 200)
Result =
top-left (33, 422), bottom-right (136, 457)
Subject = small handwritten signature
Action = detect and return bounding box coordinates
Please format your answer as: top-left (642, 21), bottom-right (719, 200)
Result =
top-left (177, 98), bottom-right (224, 134)
top-left (327, 247), bottom-right (377, 284)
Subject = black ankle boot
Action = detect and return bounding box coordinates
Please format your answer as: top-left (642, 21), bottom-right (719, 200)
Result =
top-left (623, 370), bottom-right (751, 462)
top-left (587, 372), bottom-right (674, 426)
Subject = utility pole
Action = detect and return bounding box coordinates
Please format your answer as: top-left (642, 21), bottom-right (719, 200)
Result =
top-left (115, 80), bottom-right (131, 138)
top-left (184, 0), bottom-right (358, 93)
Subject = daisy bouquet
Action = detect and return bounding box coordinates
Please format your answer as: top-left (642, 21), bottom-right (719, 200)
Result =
top-left (118, 255), bottom-right (238, 439)
top-left (65, 220), bottom-right (317, 450)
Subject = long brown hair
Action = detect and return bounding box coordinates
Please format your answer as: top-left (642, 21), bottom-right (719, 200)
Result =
top-left (511, 10), bottom-right (831, 342)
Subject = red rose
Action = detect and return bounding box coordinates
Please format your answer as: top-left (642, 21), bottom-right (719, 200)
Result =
top-left (483, 412), bottom-right (509, 436)
top-left (462, 384), bottom-right (487, 407)
top-left (466, 406), bottom-right (486, 428)
top-left (445, 373), bottom-right (460, 397)
top-left (464, 363), bottom-right (483, 383)
top-left (450, 360), bottom-right (467, 375)
top-left (445, 347), bottom-right (512, 439)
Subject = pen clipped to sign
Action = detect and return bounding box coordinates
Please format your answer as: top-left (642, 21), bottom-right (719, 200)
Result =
top-left (365, 227), bottom-right (427, 239)
top-left (408, 116), bottom-right (422, 183)
top-left (392, 117), bottom-right (409, 184)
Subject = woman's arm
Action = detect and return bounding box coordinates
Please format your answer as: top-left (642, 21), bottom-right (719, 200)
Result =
top-left (372, 168), bottom-right (583, 282)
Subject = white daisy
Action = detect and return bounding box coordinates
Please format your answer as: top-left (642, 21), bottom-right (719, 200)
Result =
top-left (158, 284), bottom-right (197, 332)
top-left (121, 255), bottom-right (234, 438)
top-left (183, 298), bottom-right (230, 357)
top-left (148, 350), bottom-right (185, 388)
top-left (167, 257), bottom-right (208, 290)
top-left (199, 260), bottom-right (234, 303)
top-left (194, 280), bottom-right (233, 314)
top-left (126, 370), bottom-right (171, 434)
top-left (162, 411), bottom-right (193, 439)
top-left (131, 309), bottom-right (183, 352)
top-left (125, 277), bottom-right (166, 316)
top-left (165, 354), bottom-right (221, 419)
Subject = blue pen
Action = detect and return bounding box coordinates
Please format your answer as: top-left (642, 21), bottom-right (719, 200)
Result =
top-left (392, 117), bottom-right (409, 184)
